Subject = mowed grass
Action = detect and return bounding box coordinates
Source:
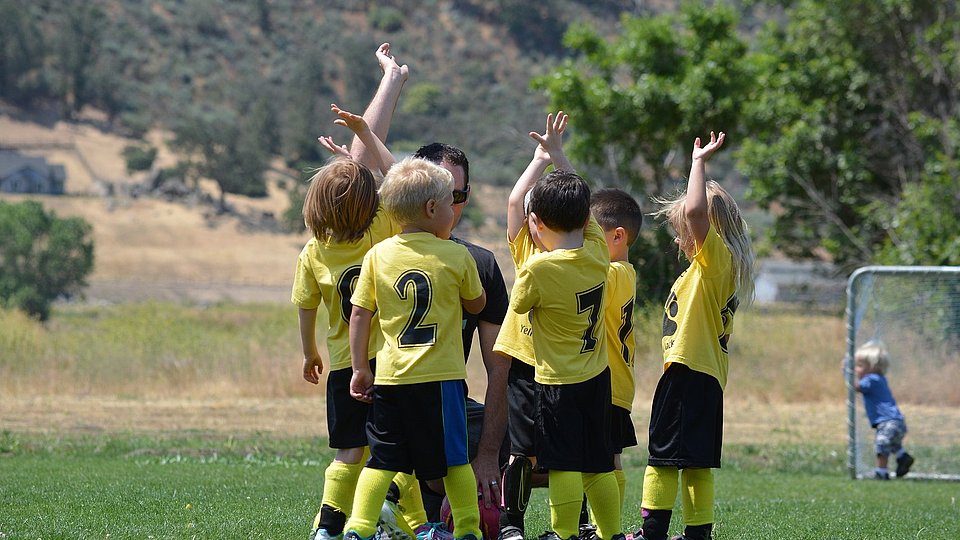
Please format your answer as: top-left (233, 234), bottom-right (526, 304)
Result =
top-left (1, 433), bottom-right (958, 540)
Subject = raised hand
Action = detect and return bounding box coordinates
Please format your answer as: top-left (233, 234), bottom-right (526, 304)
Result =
top-left (529, 111), bottom-right (573, 171)
top-left (692, 131), bottom-right (726, 162)
top-left (317, 135), bottom-right (350, 157)
top-left (375, 42), bottom-right (409, 82)
top-left (331, 103), bottom-right (369, 136)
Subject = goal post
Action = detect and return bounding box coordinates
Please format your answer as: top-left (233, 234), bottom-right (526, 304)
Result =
top-left (845, 265), bottom-right (960, 480)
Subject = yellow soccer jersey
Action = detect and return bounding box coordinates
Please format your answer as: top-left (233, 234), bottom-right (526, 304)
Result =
top-left (509, 218), bottom-right (610, 385)
top-left (661, 224), bottom-right (738, 390)
top-left (493, 227), bottom-right (538, 366)
top-left (290, 210), bottom-right (399, 371)
top-left (605, 260), bottom-right (637, 411)
top-left (352, 232), bottom-right (484, 385)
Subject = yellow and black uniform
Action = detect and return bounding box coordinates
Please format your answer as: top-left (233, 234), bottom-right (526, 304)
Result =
top-left (292, 209), bottom-right (411, 535)
top-left (660, 224), bottom-right (738, 390)
top-left (641, 224), bottom-right (739, 540)
top-left (493, 227), bottom-right (539, 457)
top-left (604, 260), bottom-right (639, 453)
top-left (352, 232), bottom-right (483, 386)
top-left (292, 211), bottom-right (400, 449)
top-left (508, 217), bottom-right (621, 540)
top-left (345, 232), bottom-right (485, 540)
top-left (510, 218), bottom-right (610, 385)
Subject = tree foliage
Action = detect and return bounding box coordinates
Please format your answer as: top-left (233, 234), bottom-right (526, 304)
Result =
top-left (533, 3), bottom-right (753, 303)
top-left (0, 200), bottom-right (94, 321)
top-left (739, 0), bottom-right (960, 268)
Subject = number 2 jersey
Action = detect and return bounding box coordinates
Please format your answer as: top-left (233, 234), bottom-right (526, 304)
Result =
top-left (509, 218), bottom-right (610, 385)
top-left (290, 209), bottom-right (400, 371)
top-left (351, 232), bottom-right (484, 385)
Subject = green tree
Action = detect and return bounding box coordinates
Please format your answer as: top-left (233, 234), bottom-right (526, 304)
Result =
top-left (0, 201), bottom-right (94, 321)
top-left (0, 0), bottom-right (47, 106)
top-left (170, 100), bottom-right (270, 211)
top-left (533, 3), bottom-right (753, 302)
top-left (739, 0), bottom-right (960, 268)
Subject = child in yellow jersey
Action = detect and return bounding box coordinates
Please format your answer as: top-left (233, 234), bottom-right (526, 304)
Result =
top-left (576, 188), bottom-right (643, 536)
top-left (635, 132), bottom-right (756, 540)
top-left (293, 74), bottom-right (426, 537)
top-left (346, 157), bottom-right (487, 540)
top-left (503, 112), bottom-right (622, 540)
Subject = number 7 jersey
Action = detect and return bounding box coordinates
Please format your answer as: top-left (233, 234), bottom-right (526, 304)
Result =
top-left (509, 218), bottom-right (610, 385)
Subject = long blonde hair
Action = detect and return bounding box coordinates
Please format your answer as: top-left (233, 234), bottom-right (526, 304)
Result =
top-left (302, 158), bottom-right (378, 243)
top-left (653, 180), bottom-right (756, 306)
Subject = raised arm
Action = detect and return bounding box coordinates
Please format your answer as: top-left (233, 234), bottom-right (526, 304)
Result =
top-left (506, 111), bottom-right (569, 241)
top-left (685, 131), bottom-right (725, 249)
top-left (350, 43), bottom-right (408, 168)
top-left (331, 103), bottom-right (395, 175)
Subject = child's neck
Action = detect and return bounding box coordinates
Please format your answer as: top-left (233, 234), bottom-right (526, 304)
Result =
top-left (540, 228), bottom-right (584, 251)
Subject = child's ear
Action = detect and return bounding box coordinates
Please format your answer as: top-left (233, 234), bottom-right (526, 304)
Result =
top-left (528, 211), bottom-right (544, 231)
top-left (614, 226), bottom-right (626, 244)
top-left (424, 198), bottom-right (436, 218)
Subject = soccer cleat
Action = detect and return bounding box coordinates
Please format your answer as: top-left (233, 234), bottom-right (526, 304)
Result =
top-left (311, 528), bottom-right (345, 540)
top-left (578, 524), bottom-right (598, 540)
top-left (631, 530), bottom-right (649, 540)
top-left (345, 532), bottom-right (376, 540)
top-left (537, 532), bottom-right (576, 540)
top-left (377, 499), bottom-right (417, 540)
top-left (874, 471), bottom-right (890, 480)
top-left (498, 526), bottom-right (525, 540)
top-left (896, 453), bottom-right (915, 478)
top-left (416, 523), bottom-right (455, 540)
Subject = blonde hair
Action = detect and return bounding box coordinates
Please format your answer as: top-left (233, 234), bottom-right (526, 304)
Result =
top-left (855, 340), bottom-right (890, 374)
top-left (302, 158), bottom-right (379, 243)
top-left (379, 157), bottom-right (453, 226)
top-left (653, 180), bottom-right (756, 306)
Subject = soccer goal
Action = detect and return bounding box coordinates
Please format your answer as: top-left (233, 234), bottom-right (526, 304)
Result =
top-left (845, 265), bottom-right (960, 480)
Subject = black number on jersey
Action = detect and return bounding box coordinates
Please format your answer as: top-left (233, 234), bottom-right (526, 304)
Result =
top-left (576, 283), bottom-right (604, 354)
top-left (336, 265), bottom-right (363, 323)
top-left (618, 297), bottom-right (635, 365)
top-left (394, 270), bottom-right (437, 348)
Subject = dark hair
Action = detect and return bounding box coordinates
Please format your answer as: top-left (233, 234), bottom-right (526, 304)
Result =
top-left (528, 169), bottom-right (591, 232)
top-left (590, 188), bottom-right (643, 245)
top-left (413, 142), bottom-right (470, 187)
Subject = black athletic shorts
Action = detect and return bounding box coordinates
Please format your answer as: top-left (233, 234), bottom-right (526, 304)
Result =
top-left (326, 360), bottom-right (374, 449)
top-left (611, 405), bottom-right (638, 454)
top-left (536, 368), bottom-right (614, 473)
top-left (366, 380), bottom-right (469, 481)
top-left (506, 359), bottom-right (539, 457)
top-left (647, 363), bottom-right (723, 469)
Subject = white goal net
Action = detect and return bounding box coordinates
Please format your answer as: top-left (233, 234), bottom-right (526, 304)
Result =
top-left (845, 266), bottom-right (960, 480)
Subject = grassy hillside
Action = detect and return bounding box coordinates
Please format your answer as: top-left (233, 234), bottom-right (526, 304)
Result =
top-left (3, 0), bottom-right (645, 186)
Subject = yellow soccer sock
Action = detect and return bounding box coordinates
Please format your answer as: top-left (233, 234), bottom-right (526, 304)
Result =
top-left (680, 468), bottom-right (714, 526)
top-left (548, 470), bottom-right (583, 539)
top-left (641, 465), bottom-right (679, 511)
top-left (394, 472), bottom-right (427, 531)
top-left (443, 464), bottom-right (482, 538)
top-left (314, 455), bottom-right (367, 529)
top-left (583, 472), bottom-right (621, 540)
top-left (343, 467), bottom-right (397, 538)
top-left (614, 469), bottom-right (626, 512)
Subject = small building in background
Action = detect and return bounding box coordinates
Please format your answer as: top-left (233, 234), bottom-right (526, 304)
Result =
top-left (0, 150), bottom-right (66, 195)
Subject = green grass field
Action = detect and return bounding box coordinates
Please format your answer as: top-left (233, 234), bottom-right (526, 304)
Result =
top-left (2, 432), bottom-right (958, 540)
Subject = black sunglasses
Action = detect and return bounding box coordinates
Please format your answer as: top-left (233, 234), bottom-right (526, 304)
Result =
top-left (452, 184), bottom-right (471, 204)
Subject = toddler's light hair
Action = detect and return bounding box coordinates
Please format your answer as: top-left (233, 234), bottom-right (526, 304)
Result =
top-left (379, 157), bottom-right (453, 226)
top-left (652, 180), bottom-right (756, 306)
top-left (855, 340), bottom-right (890, 374)
top-left (302, 157), bottom-right (378, 243)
